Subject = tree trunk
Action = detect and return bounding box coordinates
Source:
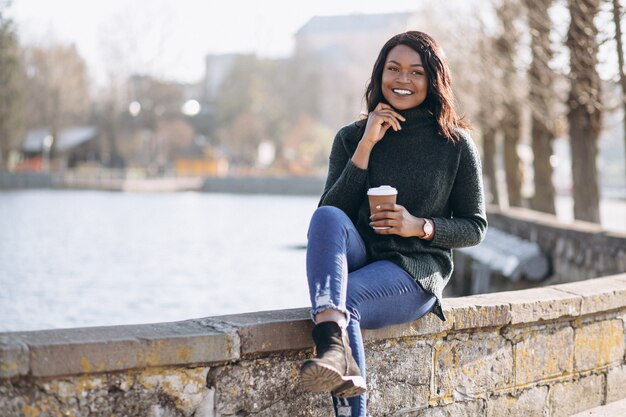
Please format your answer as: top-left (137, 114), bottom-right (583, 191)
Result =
top-left (0, 7), bottom-right (21, 171)
top-left (482, 127), bottom-right (500, 206)
top-left (526, 0), bottom-right (556, 214)
top-left (612, 0), bottom-right (626, 187)
top-left (496, 1), bottom-right (524, 208)
top-left (104, 100), bottom-right (123, 168)
top-left (502, 104), bottom-right (523, 207)
top-left (567, 0), bottom-right (602, 223)
top-left (531, 121), bottom-right (556, 213)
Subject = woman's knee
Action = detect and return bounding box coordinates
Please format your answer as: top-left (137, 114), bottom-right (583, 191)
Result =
top-left (312, 205), bottom-right (348, 222)
top-left (308, 206), bottom-right (350, 235)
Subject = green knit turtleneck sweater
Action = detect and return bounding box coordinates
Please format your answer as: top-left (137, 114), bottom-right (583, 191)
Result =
top-left (318, 105), bottom-right (487, 321)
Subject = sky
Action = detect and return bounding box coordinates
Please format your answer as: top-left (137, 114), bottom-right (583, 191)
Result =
top-left (8, 0), bottom-right (443, 86)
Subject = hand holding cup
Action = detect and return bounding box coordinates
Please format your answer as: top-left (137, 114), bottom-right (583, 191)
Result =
top-left (367, 186), bottom-right (397, 230)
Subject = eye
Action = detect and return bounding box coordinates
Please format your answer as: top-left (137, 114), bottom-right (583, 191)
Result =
top-left (386, 66), bottom-right (399, 72)
top-left (412, 70), bottom-right (424, 76)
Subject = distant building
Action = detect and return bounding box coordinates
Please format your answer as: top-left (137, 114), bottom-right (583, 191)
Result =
top-left (203, 53), bottom-right (252, 101)
top-left (17, 126), bottom-right (100, 171)
top-left (294, 12), bottom-right (423, 129)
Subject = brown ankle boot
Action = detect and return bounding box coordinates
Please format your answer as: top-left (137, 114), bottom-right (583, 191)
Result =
top-left (299, 321), bottom-right (366, 397)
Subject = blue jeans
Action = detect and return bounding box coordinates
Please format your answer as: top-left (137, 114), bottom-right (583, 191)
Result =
top-left (306, 206), bottom-right (436, 417)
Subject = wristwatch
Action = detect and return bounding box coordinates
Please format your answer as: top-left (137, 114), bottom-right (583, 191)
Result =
top-left (421, 218), bottom-right (434, 239)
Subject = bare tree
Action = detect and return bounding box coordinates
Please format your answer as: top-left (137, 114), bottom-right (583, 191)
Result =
top-left (474, 24), bottom-right (503, 206)
top-left (566, 0), bottom-right (602, 223)
top-left (21, 43), bottom-right (91, 158)
top-left (0, 0), bottom-right (21, 170)
top-left (525, 0), bottom-right (557, 214)
top-left (96, 2), bottom-right (186, 170)
top-left (495, 0), bottom-right (525, 207)
top-left (612, 0), bottom-right (626, 186)
top-left (213, 55), bottom-right (295, 170)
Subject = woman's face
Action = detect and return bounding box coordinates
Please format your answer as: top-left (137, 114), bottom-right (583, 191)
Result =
top-left (381, 44), bottom-right (428, 110)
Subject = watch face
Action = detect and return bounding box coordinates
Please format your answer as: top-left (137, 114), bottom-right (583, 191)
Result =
top-left (424, 221), bottom-right (433, 235)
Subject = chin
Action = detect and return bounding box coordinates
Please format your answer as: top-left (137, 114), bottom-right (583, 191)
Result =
top-left (383, 95), bottom-right (425, 111)
top-left (390, 101), bottom-right (420, 110)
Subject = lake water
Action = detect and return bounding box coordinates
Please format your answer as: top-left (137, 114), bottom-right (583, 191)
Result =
top-left (1, 190), bottom-right (623, 332)
top-left (0, 190), bottom-right (318, 332)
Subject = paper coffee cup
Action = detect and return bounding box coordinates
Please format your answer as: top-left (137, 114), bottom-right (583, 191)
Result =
top-left (367, 185), bottom-right (397, 217)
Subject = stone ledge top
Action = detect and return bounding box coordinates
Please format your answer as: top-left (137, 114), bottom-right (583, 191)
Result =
top-left (487, 205), bottom-right (626, 238)
top-left (0, 319), bottom-right (240, 379)
top-left (1, 273), bottom-right (625, 379)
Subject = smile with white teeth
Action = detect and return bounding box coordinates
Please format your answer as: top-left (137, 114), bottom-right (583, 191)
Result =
top-left (392, 88), bottom-right (413, 96)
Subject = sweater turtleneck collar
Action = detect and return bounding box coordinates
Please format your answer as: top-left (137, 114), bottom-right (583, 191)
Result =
top-left (395, 104), bottom-right (437, 131)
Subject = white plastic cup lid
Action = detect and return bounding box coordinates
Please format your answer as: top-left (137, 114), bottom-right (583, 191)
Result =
top-left (367, 185), bottom-right (398, 196)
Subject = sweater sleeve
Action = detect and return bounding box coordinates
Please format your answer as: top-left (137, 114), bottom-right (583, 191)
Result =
top-left (430, 133), bottom-right (487, 249)
top-left (318, 126), bottom-right (368, 219)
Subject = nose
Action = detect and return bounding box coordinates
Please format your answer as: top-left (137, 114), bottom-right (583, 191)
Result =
top-left (398, 71), bottom-right (410, 83)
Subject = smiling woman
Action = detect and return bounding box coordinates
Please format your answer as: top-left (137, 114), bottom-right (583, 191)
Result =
top-left (297, 31), bottom-right (486, 417)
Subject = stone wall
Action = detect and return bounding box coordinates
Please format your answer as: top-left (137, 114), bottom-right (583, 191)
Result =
top-left (0, 171), bottom-right (326, 195)
top-left (2, 274), bottom-right (626, 417)
top-left (474, 206), bottom-right (626, 287)
top-left (0, 172), bottom-right (56, 189)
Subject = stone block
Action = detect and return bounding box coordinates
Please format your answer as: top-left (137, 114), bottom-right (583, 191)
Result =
top-left (434, 332), bottom-right (513, 400)
top-left (549, 374), bottom-right (604, 417)
top-left (136, 367), bottom-right (209, 415)
top-left (207, 351), bottom-right (329, 417)
top-left (553, 275), bottom-right (626, 315)
top-left (486, 386), bottom-right (548, 417)
top-left (367, 339), bottom-right (432, 415)
top-left (574, 320), bottom-right (625, 371)
top-left (472, 287), bottom-right (581, 324)
top-left (12, 320), bottom-right (239, 377)
top-left (607, 364), bottom-right (626, 403)
top-left (510, 324), bottom-right (574, 385)
top-left (0, 366), bottom-right (212, 417)
top-left (0, 336), bottom-right (29, 378)
top-left (445, 296), bottom-right (511, 330)
top-left (209, 308), bottom-right (314, 355)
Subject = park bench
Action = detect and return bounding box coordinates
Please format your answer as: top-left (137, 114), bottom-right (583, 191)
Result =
top-left (453, 228), bottom-right (550, 295)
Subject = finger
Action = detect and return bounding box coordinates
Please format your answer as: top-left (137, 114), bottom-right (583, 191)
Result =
top-left (390, 110), bottom-right (406, 122)
top-left (377, 116), bottom-right (401, 132)
top-left (370, 211), bottom-right (399, 222)
top-left (376, 112), bottom-right (402, 131)
top-left (369, 213), bottom-right (385, 221)
top-left (370, 112), bottom-right (395, 128)
top-left (375, 102), bottom-right (390, 111)
top-left (376, 104), bottom-right (406, 122)
top-left (387, 116), bottom-right (402, 132)
top-left (378, 108), bottom-right (406, 123)
top-left (370, 219), bottom-right (396, 228)
top-left (376, 203), bottom-right (401, 212)
top-left (374, 226), bottom-right (396, 235)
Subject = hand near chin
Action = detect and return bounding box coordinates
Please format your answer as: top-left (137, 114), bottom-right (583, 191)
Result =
top-left (362, 103), bottom-right (406, 146)
top-left (369, 203), bottom-right (422, 238)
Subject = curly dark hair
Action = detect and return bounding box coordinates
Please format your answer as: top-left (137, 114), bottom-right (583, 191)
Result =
top-left (364, 31), bottom-right (470, 142)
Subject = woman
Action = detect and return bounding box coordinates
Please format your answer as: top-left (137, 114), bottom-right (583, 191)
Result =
top-left (299, 31), bottom-right (487, 417)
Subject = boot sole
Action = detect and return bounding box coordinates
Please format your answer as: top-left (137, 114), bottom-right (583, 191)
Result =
top-left (299, 360), bottom-right (344, 393)
top-left (333, 377), bottom-right (367, 398)
top-left (300, 360), bottom-right (367, 397)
